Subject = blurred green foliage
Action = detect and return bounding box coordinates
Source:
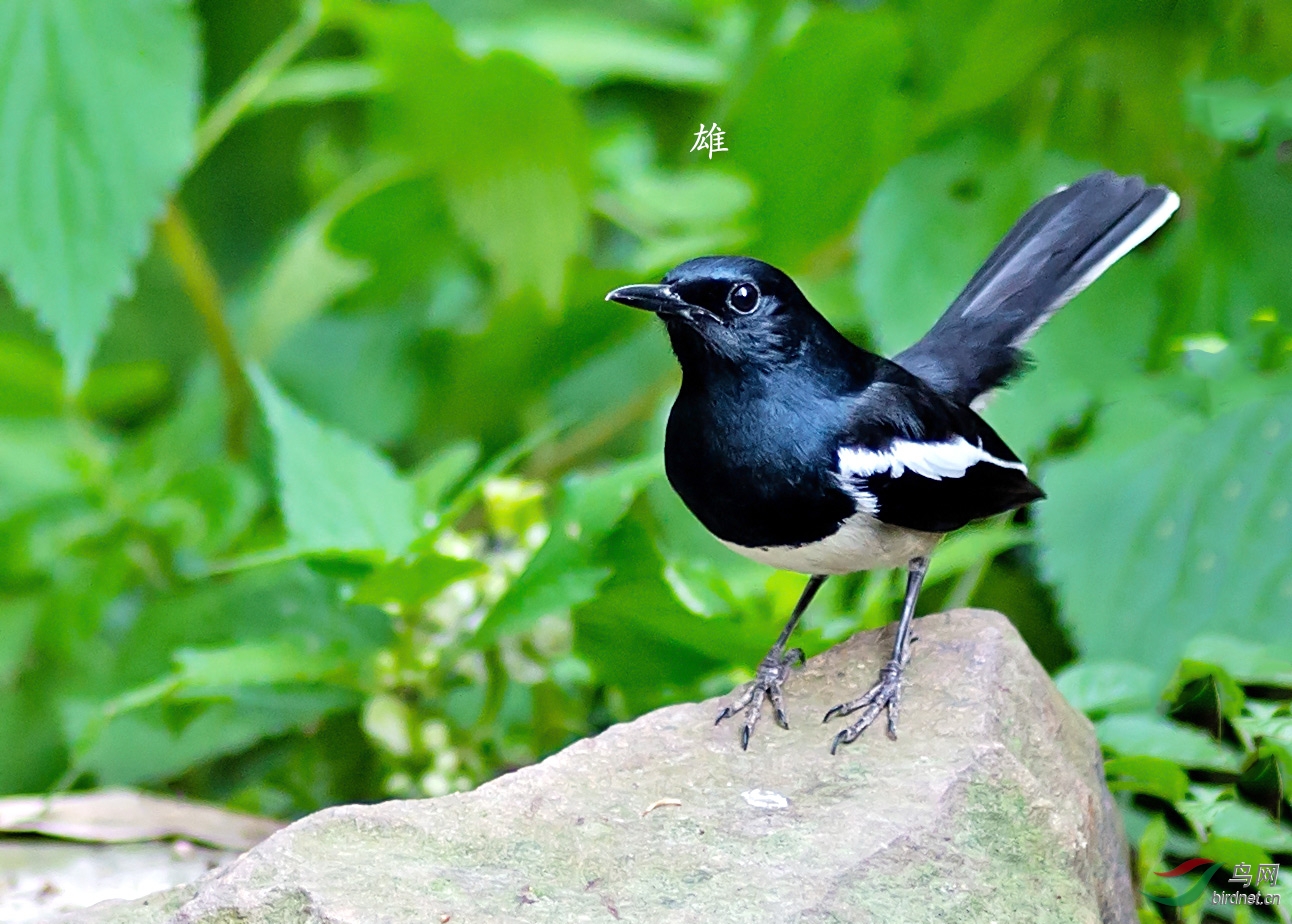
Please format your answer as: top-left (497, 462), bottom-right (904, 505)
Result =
top-left (0, 1), bottom-right (1290, 904)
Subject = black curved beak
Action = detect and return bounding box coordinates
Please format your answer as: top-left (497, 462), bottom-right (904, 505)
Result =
top-left (605, 283), bottom-right (690, 317)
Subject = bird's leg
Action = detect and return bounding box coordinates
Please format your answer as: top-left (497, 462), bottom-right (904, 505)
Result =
top-left (716, 574), bottom-right (826, 749)
top-left (824, 556), bottom-right (929, 753)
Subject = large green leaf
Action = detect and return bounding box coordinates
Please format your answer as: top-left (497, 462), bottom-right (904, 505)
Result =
top-left (0, 0), bottom-right (200, 386)
top-left (1096, 713), bottom-right (1243, 772)
top-left (344, 1), bottom-right (589, 308)
top-left (726, 6), bottom-right (909, 267)
top-left (1040, 384), bottom-right (1292, 673)
top-left (251, 368), bottom-right (417, 559)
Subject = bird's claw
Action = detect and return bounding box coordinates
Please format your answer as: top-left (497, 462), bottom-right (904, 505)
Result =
top-left (715, 647), bottom-right (805, 749)
top-left (823, 658), bottom-right (906, 754)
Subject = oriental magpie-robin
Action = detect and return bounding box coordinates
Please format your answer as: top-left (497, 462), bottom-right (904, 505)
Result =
top-left (606, 171), bottom-right (1178, 752)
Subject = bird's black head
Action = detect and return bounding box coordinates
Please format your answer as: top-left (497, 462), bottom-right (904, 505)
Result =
top-left (605, 256), bottom-right (817, 372)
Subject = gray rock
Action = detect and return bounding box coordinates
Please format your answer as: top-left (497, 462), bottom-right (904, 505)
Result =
top-left (64, 609), bottom-right (1134, 923)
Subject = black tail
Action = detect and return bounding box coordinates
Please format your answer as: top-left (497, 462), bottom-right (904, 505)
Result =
top-left (893, 171), bottom-right (1179, 405)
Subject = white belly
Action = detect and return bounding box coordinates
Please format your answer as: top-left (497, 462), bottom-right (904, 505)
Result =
top-left (718, 512), bottom-right (941, 575)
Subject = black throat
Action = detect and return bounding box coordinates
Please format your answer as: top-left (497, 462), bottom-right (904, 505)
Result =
top-left (661, 313), bottom-right (878, 549)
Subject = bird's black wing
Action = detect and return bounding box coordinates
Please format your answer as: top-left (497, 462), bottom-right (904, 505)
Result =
top-left (834, 370), bottom-right (1043, 534)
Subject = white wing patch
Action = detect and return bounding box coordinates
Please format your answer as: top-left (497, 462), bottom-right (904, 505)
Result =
top-left (838, 436), bottom-right (1027, 484)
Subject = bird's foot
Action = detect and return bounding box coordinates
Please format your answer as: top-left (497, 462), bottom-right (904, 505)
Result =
top-left (715, 646), bottom-right (806, 749)
top-left (823, 658), bottom-right (906, 754)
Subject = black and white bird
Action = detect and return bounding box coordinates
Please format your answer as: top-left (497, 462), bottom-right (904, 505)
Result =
top-left (606, 171), bottom-right (1179, 753)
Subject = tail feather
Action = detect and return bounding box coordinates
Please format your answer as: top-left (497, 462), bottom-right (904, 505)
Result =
top-left (894, 171), bottom-right (1179, 405)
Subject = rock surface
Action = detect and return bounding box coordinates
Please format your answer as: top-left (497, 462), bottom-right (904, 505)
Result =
top-left (64, 609), bottom-right (1134, 924)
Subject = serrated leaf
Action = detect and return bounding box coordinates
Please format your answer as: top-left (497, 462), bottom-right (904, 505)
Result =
top-left (1097, 713), bottom-right (1243, 772)
top-left (250, 368), bottom-right (417, 559)
top-left (573, 515), bottom-right (759, 708)
top-left (1040, 386), bottom-right (1292, 673)
top-left (727, 6), bottom-right (909, 266)
top-left (0, 0), bottom-right (200, 386)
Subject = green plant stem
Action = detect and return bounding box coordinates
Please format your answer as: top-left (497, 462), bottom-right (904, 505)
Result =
top-left (193, 0), bottom-right (325, 166)
top-left (158, 202), bottom-right (253, 459)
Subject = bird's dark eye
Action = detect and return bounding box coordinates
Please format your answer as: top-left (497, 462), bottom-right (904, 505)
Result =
top-left (727, 283), bottom-right (759, 314)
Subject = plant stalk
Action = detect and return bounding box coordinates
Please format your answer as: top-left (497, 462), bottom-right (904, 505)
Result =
top-left (158, 202), bottom-right (253, 459)
top-left (193, 0), bottom-right (325, 166)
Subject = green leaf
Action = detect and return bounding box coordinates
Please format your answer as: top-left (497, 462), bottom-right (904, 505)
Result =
top-left (1040, 386), bottom-right (1292, 674)
top-left (251, 61), bottom-right (382, 112)
top-left (352, 553), bottom-right (485, 609)
top-left (79, 361), bottom-right (169, 422)
top-left (1136, 813), bottom-right (1169, 886)
top-left (65, 688), bottom-right (359, 787)
top-left (923, 521), bottom-right (1029, 585)
top-left (0, 596), bottom-right (41, 687)
top-left (250, 368), bottom-right (417, 559)
top-left (1096, 713), bottom-right (1243, 772)
top-left (1185, 77), bottom-right (1292, 143)
top-left (0, 0), bottom-right (200, 386)
top-left (169, 640), bottom-right (356, 693)
top-left (573, 514), bottom-right (760, 709)
top-left (0, 335), bottom-right (62, 416)
top-left (1182, 635), bottom-right (1292, 688)
top-left (1208, 802), bottom-right (1292, 853)
top-left (475, 458), bottom-right (660, 642)
top-left (1233, 702), bottom-right (1292, 748)
top-left (0, 420), bottom-right (82, 521)
top-left (411, 442), bottom-right (480, 517)
top-left (347, 1), bottom-right (589, 307)
top-left (913, 0), bottom-right (1081, 133)
top-left (268, 311), bottom-right (421, 447)
top-left (727, 6), bottom-right (909, 266)
top-left (108, 564), bottom-right (390, 691)
top-left (1055, 661), bottom-right (1161, 716)
top-left (1105, 756), bottom-right (1190, 803)
top-left (1164, 660), bottom-right (1246, 720)
top-left (459, 14), bottom-right (726, 89)
top-left (245, 162), bottom-right (402, 360)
